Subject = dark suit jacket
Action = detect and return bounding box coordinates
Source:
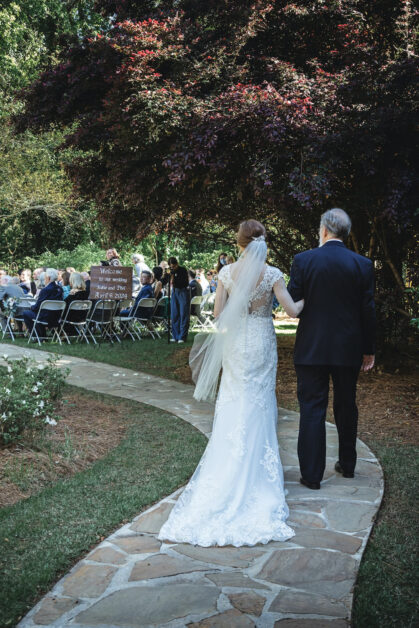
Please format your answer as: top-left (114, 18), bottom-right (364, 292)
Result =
top-left (126, 283), bottom-right (154, 319)
top-left (189, 279), bottom-right (202, 299)
top-left (288, 240), bottom-right (376, 366)
top-left (30, 282), bottom-right (64, 324)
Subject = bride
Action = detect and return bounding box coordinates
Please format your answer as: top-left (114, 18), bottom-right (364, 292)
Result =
top-left (158, 220), bottom-right (304, 547)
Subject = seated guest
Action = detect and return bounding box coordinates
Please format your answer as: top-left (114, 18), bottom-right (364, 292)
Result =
top-left (25, 269), bottom-right (37, 296)
top-left (0, 275), bottom-right (25, 331)
top-left (216, 252), bottom-right (228, 273)
top-left (35, 271), bottom-right (46, 297)
top-left (61, 271), bottom-right (71, 298)
top-left (198, 268), bottom-right (210, 294)
top-left (63, 273), bottom-right (89, 334)
top-left (121, 271), bottom-right (154, 319)
top-left (23, 268), bottom-right (63, 340)
top-left (152, 266), bottom-right (164, 301)
top-left (132, 253), bottom-right (151, 277)
top-left (80, 271), bottom-right (90, 297)
top-left (206, 270), bottom-right (217, 293)
top-left (189, 269), bottom-right (203, 321)
top-left (18, 269), bottom-right (31, 294)
top-left (189, 269), bottom-right (202, 299)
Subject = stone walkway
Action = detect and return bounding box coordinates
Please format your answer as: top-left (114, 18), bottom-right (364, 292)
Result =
top-left (0, 344), bottom-right (384, 628)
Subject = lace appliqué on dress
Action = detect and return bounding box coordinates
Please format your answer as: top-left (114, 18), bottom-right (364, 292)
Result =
top-left (260, 441), bottom-right (280, 483)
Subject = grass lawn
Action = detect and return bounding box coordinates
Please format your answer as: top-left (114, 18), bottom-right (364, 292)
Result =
top-left (352, 438), bottom-right (418, 627)
top-left (0, 387), bottom-right (207, 627)
top-left (0, 335), bottom-right (417, 627)
top-left (1, 335), bottom-right (195, 382)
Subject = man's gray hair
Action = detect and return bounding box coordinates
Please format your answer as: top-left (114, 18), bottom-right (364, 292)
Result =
top-left (45, 268), bottom-right (58, 282)
top-left (320, 208), bottom-right (352, 240)
top-left (132, 253), bottom-right (145, 263)
top-left (0, 274), bottom-right (11, 285)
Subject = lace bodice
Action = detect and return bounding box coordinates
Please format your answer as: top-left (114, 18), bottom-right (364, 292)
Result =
top-left (219, 264), bottom-right (283, 318)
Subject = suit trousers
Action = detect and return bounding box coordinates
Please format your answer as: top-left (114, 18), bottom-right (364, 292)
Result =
top-left (295, 364), bottom-right (360, 483)
top-left (171, 288), bottom-right (190, 341)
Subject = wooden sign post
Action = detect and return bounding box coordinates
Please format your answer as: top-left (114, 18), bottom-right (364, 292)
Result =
top-left (89, 266), bottom-right (132, 300)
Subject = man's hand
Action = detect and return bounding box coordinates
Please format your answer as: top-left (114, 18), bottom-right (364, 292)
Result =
top-left (361, 355), bottom-right (375, 372)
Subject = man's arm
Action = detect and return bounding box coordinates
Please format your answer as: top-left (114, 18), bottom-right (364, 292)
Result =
top-left (361, 260), bottom-right (376, 370)
top-left (287, 256), bottom-right (304, 302)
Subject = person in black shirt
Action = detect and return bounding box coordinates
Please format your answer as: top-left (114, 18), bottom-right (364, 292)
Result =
top-left (168, 257), bottom-right (189, 343)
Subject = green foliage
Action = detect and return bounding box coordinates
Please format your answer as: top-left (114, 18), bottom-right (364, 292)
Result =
top-left (0, 0), bottom-right (105, 99)
top-left (406, 287), bottom-right (419, 331)
top-left (0, 355), bottom-right (68, 446)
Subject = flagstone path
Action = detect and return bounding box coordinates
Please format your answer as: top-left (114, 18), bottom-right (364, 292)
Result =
top-left (0, 344), bottom-right (384, 628)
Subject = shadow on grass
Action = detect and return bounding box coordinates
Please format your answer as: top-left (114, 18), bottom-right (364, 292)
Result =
top-left (0, 388), bottom-right (207, 627)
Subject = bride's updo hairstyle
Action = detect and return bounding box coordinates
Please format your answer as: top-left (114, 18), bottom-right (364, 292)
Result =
top-left (237, 220), bottom-right (267, 248)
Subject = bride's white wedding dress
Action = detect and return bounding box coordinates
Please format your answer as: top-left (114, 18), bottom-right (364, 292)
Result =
top-left (158, 263), bottom-right (294, 547)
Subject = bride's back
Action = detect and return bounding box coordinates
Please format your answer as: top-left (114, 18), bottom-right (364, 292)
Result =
top-left (220, 263), bottom-right (282, 318)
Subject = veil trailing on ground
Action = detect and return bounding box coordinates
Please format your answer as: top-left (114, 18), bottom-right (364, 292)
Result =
top-left (190, 236), bottom-right (268, 402)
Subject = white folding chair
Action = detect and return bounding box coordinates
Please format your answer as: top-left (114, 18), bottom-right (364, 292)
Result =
top-left (113, 299), bottom-right (136, 341)
top-left (26, 300), bottom-right (66, 345)
top-left (190, 295), bottom-right (205, 331)
top-left (55, 300), bottom-right (92, 344)
top-left (2, 297), bottom-right (36, 341)
top-left (86, 299), bottom-right (117, 344)
top-left (200, 293), bottom-right (216, 330)
top-left (132, 298), bottom-right (157, 339)
top-left (152, 296), bottom-right (169, 333)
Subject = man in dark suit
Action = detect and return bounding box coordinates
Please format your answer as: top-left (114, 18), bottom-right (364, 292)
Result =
top-left (121, 271), bottom-right (154, 318)
top-left (288, 208), bottom-right (376, 490)
top-left (23, 268), bottom-right (63, 339)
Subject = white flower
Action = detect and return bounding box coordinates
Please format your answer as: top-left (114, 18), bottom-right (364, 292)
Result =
top-left (37, 364), bottom-right (45, 370)
top-left (26, 367), bottom-right (32, 374)
top-left (1, 413), bottom-right (7, 421)
top-left (36, 381), bottom-right (43, 387)
top-left (32, 386), bottom-right (39, 393)
top-left (38, 400), bottom-right (45, 409)
top-left (7, 366), bottom-right (12, 373)
top-left (2, 354), bottom-right (8, 359)
top-left (4, 389), bottom-right (10, 396)
top-left (45, 416), bottom-right (57, 426)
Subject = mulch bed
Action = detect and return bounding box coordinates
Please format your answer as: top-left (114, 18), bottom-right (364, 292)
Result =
top-left (0, 391), bottom-right (129, 508)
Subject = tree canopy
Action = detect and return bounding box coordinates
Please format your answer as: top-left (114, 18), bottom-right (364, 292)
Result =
top-left (14, 0), bottom-right (419, 342)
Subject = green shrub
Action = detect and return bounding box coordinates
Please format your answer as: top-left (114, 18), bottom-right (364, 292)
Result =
top-left (0, 355), bottom-right (68, 446)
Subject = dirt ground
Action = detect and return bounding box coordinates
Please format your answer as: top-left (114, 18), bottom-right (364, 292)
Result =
top-left (0, 391), bottom-right (130, 508)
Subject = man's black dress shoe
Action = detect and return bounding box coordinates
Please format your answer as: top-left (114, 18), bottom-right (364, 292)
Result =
top-left (300, 477), bottom-right (320, 490)
top-left (335, 461), bottom-right (354, 478)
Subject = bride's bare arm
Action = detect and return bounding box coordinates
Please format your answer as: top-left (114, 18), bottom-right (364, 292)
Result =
top-left (213, 279), bottom-right (228, 318)
top-left (273, 277), bottom-right (304, 318)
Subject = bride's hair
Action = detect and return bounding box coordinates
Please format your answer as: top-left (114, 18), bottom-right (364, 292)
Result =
top-left (237, 220), bottom-right (267, 248)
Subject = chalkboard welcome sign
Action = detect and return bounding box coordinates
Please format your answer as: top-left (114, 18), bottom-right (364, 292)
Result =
top-left (89, 266), bottom-right (132, 300)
